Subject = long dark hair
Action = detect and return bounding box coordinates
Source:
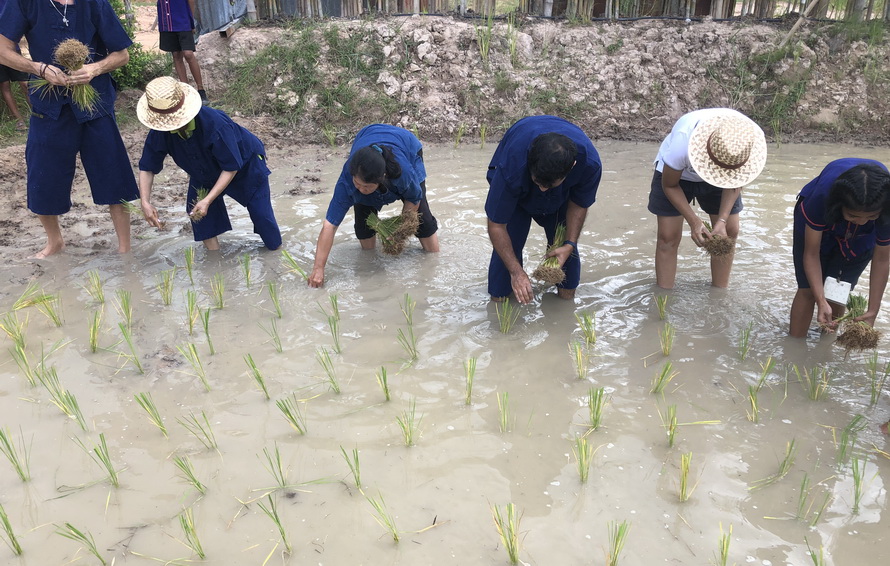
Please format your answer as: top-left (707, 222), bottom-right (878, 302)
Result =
top-left (824, 163), bottom-right (890, 224)
top-left (528, 133), bottom-right (577, 188)
top-left (349, 144), bottom-right (402, 186)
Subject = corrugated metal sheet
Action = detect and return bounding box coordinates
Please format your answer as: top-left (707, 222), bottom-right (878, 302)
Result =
top-left (195, 0), bottom-right (249, 34)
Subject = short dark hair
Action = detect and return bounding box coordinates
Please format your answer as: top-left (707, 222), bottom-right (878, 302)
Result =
top-left (527, 133), bottom-right (577, 188)
top-left (824, 163), bottom-right (890, 225)
top-left (349, 144), bottom-right (402, 185)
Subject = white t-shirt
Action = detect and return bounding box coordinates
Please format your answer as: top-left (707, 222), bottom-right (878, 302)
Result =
top-left (654, 108), bottom-right (747, 182)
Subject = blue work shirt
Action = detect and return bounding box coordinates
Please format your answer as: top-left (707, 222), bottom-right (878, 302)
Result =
top-left (138, 107), bottom-right (270, 199)
top-left (325, 124), bottom-right (426, 226)
top-left (796, 158), bottom-right (890, 260)
top-left (485, 115), bottom-right (602, 224)
top-left (0, 0), bottom-right (132, 123)
top-left (157, 0), bottom-right (194, 33)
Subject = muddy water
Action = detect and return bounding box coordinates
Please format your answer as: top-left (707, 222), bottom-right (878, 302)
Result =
top-left (1, 141), bottom-right (889, 565)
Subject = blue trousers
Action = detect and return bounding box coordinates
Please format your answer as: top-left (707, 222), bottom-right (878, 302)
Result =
top-left (186, 174), bottom-right (281, 250)
top-left (488, 202), bottom-right (581, 298)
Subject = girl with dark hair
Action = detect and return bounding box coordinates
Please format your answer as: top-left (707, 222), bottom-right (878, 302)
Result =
top-left (789, 158), bottom-right (890, 337)
top-left (309, 124), bottom-right (440, 288)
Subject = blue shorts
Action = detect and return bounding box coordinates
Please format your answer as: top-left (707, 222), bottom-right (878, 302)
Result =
top-left (647, 170), bottom-right (743, 217)
top-left (26, 105), bottom-right (138, 215)
top-left (792, 201), bottom-right (873, 289)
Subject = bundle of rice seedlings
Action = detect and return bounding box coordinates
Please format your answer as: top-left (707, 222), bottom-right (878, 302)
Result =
top-left (30, 39), bottom-right (99, 113)
top-left (189, 188), bottom-right (210, 222)
top-left (836, 294), bottom-right (880, 350)
top-left (701, 221), bottom-right (735, 257)
top-left (531, 223), bottom-right (567, 286)
top-left (366, 211), bottom-right (420, 255)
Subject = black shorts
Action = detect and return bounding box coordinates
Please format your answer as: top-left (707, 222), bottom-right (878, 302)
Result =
top-left (159, 31), bottom-right (196, 53)
top-left (0, 63), bottom-right (29, 83)
top-left (647, 170), bottom-right (743, 217)
top-left (354, 180), bottom-right (438, 240)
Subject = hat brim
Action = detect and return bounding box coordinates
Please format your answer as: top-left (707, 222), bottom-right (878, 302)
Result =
top-left (136, 82), bottom-right (203, 131)
top-left (688, 112), bottom-right (767, 189)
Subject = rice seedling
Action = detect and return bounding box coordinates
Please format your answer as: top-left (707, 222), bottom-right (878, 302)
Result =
top-left (267, 282), bottom-right (282, 318)
top-left (805, 538), bottom-right (826, 566)
top-left (134, 392), bottom-right (167, 437)
top-left (750, 439), bottom-right (796, 490)
top-left (454, 122), bottom-right (466, 147)
top-left (178, 507), bottom-right (205, 559)
top-left (31, 39), bottom-right (99, 112)
top-left (367, 211), bottom-right (420, 255)
top-left (366, 491), bottom-right (399, 543)
top-left (654, 294), bottom-right (670, 320)
top-left (836, 294), bottom-right (880, 350)
top-left (678, 452), bottom-right (696, 502)
top-left (210, 273), bottom-right (225, 309)
top-left (865, 352), bottom-right (890, 406)
top-left (200, 307), bottom-right (215, 355)
top-left (9, 342), bottom-right (36, 386)
top-left (340, 445), bottom-right (361, 489)
top-left (651, 361), bottom-right (678, 395)
top-left (757, 356), bottom-right (776, 388)
top-left (38, 367), bottom-right (88, 431)
top-left (257, 494), bottom-right (292, 553)
top-left (281, 249), bottom-right (308, 280)
top-left (474, 9), bottom-right (494, 63)
top-left (57, 522), bottom-right (106, 565)
top-left (322, 125), bottom-right (337, 146)
top-left (851, 455), bottom-right (866, 514)
top-left (588, 386), bottom-right (607, 430)
top-left (569, 340), bottom-right (589, 380)
top-left (87, 309), bottom-right (102, 353)
top-left (327, 314), bottom-right (342, 353)
top-left (497, 391), bottom-right (511, 433)
top-left (0, 311), bottom-right (27, 350)
top-left (73, 432), bottom-right (120, 488)
top-left (375, 366), bottom-right (391, 401)
top-left (397, 293), bottom-right (418, 361)
top-left (713, 523), bottom-right (731, 566)
top-left (189, 188), bottom-right (210, 216)
top-left (661, 404), bottom-right (678, 448)
top-left (837, 414), bottom-right (866, 467)
top-left (118, 322), bottom-right (144, 374)
top-left (177, 411), bottom-right (218, 451)
top-left (396, 398), bottom-right (422, 446)
top-left (172, 454), bottom-right (206, 495)
top-left (184, 289), bottom-right (199, 335)
top-left (0, 427), bottom-right (31, 481)
top-left (491, 502), bottom-right (522, 564)
top-left (747, 385), bottom-right (760, 423)
top-left (496, 298), bottom-right (521, 334)
top-left (531, 223), bottom-right (567, 286)
top-left (480, 123), bottom-right (487, 149)
top-left (659, 322), bottom-right (675, 356)
top-left (260, 442), bottom-right (290, 489)
top-left (276, 393), bottom-right (307, 435)
top-left (183, 246), bottom-right (195, 285)
top-left (240, 253), bottom-right (252, 288)
top-left (259, 318), bottom-right (283, 353)
top-left (738, 321), bottom-right (753, 361)
top-left (118, 198), bottom-right (141, 215)
top-left (0, 502), bottom-right (22, 556)
top-left (156, 268), bottom-right (176, 306)
top-left (465, 357), bottom-right (477, 405)
top-left (114, 289), bottom-right (133, 331)
top-left (244, 354), bottom-right (269, 400)
top-left (606, 520), bottom-right (630, 566)
top-left (316, 347), bottom-right (340, 394)
top-left (575, 310), bottom-right (597, 346)
top-left (795, 473), bottom-right (813, 520)
top-left (35, 293), bottom-right (63, 327)
top-left (84, 269), bottom-right (105, 304)
top-left (573, 436), bottom-right (593, 483)
top-left (327, 293), bottom-right (340, 321)
top-left (796, 364), bottom-right (832, 401)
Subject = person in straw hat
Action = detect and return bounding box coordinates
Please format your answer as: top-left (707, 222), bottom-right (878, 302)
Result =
top-left (648, 108), bottom-right (767, 289)
top-left (136, 76), bottom-right (281, 251)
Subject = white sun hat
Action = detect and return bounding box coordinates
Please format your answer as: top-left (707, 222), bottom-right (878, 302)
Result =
top-left (136, 76), bottom-right (203, 131)
top-left (688, 112), bottom-right (767, 188)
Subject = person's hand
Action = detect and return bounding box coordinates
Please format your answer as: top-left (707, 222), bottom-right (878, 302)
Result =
top-left (816, 299), bottom-right (836, 330)
top-left (140, 200), bottom-right (162, 228)
top-left (545, 243), bottom-right (574, 267)
top-left (308, 266), bottom-right (325, 288)
top-left (854, 310), bottom-right (878, 327)
top-left (68, 63), bottom-right (99, 86)
top-left (689, 220), bottom-right (710, 247)
top-left (42, 64), bottom-right (68, 87)
top-left (190, 198), bottom-right (210, 221)
top-left (709, 220), bottom-right (728, 239)
top-left (510, 270), bottom-right (533, 304)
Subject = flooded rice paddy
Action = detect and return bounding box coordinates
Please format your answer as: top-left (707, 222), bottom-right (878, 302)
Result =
top-left (0, 141), bottom-right (889, 565)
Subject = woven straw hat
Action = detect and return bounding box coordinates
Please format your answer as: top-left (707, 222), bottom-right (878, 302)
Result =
top-left (137, 77), bottom-right (203, 131)
top-left (688, 112), bottom-right (767, 188)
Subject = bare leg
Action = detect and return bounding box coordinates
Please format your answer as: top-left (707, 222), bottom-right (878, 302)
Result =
top-left (419, 233), bottom-right (439, 252)
top-left (202, 236), bottom-right (220, 251)
top-left (171, 51), bottom-right (188, 83)
top-left (0, 82), bottom-right (24, 124)
top-left (182, 50), bottom-right (204, 90)
top-left (556, 287), bottom-right (576, 300)
top-left (359, 236), bottom-right (376, 250)
top-left (109, 203), bottom-right (131, 253)
top-left (789, 288), bottom-right (816, 337)
top-left (708, 213), bottom-right (739, 288)
top-left (33, 214), bottom-right (65, 258)
top-left (655, 215), bottom-right (683, 289)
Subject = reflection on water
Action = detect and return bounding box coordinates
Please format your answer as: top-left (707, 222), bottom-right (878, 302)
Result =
top-left (0, 142), bottom-right (888, 565)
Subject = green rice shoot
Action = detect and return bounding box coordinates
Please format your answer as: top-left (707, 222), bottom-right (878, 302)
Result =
top-left (0, 427), bottom-right (31, 482)
top-left (679, 452), bottom-right (696, 502)
top-left (267, 282), bottom-right (282, 318)
top-left (655, 294), bottom-right (670, 320)
top-left (0, 502), bottom-right (23, 555)
top-left (118, 199), bottom-right (141, 215)
top-left (118, 322), bottom-right (143, 374)
top-left (651, 361), bottom-right (678, 395)
top-left (714, 523), bottom-right (732, 566)
top-left (87, 309), bottom-right (102, 353)
top-left (259, 318), bottom-right (283, 353)
top-left (188, 188), bottom-right (210, 221)
top-left (134, 392), bottom-right (167, 437)
top-left (177, 411), bottom-right (218, 451)
top-left (376, 366), bottom-right (391, 401)
top-left (396, 398), bottom-right (422, 446)
top-left (185, 289), bottom-right (199, 335)
top-left (84, 269), bottom-right (105, 304)
top-left (73, 432), bottom-right (120, 488)
top-left (575, 310), bottom-right (596, 346)
top-left (276, 393), bottom-right (308, 435)
top-left (496, 298), bottom-right (521, 334)
top-left (327, 314), bottom-right (342, 353)
top-left (281, 249), bottom-right (308, 280)
top-left (315, 347), bottom-right (340, 394)
top-left (244, 354), bottom-right (269, 400)
top-left (57, 522), bottom-right (106, 565)
top-left (795, 364), bottom-right (832, 401)
top-left (491, 502), bottom-right (522, 564)
top-left (465, 357), bottom-right (477, 405)
top-left (738, 321), bottom-right (753, 361)
top-left (257, 494), bottom-right (292, 553)
top-left (588, 386), bottom-right (606, 430)
top-left (10, 342), bottom-right (36, 386)
top-left (178, 507), bottom-right (205, 559)
top-left (851, 455), bottom-right (866, 514)
top-left (805, 537), bottom-right (826, 566)
top-left (183, 246), bottom-right (196, 285)
top-left (178, 343), bottom-right (209, 391)
top-left (156, 268), bottom-right (176, 306)
top-left (573, 436), bottom-right (593, 483)
top-left (569, 340), bottom-right (589, 380)
top-left (749, 439), bottom-right (797, 490)
top-left (0, 311), bottom-right (27, 351)
top-left (35, 292), bottom-right (63, 327)
top-left (340, 445), bottom-right (361, 489)
top-left (200, 307), bottom-right (215, 355)
top-left (607, 520), bottom-right (631, 566)
top-left (837, 414), bottom-right (866, 468)
top-left (659, 322), bottom-right (675, 356)
top-left (172, 454), bottom-right (206, 495)
top-left (662, 404), bottom-right (678, 448)
top-left (210, 273), bottom-right (225, 309)
top-left (865, 352), bottom-right (890, 406)
top-left (114, 289), bottom-right (133, 331)
top-left (260, 442), bottom-right (290, 489)
top-left (38, 366), bottom-right (88, 431)
top-left (366, 491), bottom-right (399, 543)
top-left (497, 391), bottom-right (511, 433)
top-left (531, 223), bottom-right (567, 286)
top-left (240, 253), bottom-right (252, 288)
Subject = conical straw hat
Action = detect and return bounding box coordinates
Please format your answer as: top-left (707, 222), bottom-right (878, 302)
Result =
top-left (137, 76), bottom-right (203, 131)
top-left (688, 112), bottom-right (767, 188)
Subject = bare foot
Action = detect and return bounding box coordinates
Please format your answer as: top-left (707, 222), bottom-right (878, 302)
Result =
top-left (881, 420), bottom-right (889, 436)
top-left (30, 242), bottom-right (65, 259)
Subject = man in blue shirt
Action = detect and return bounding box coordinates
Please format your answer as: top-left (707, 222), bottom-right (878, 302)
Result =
top-left (157, 0), bottom-right (207, 105)
top-left (0, 0), bottom-right (139, 258)
top-left (485, 116), bottom-right (602, 303)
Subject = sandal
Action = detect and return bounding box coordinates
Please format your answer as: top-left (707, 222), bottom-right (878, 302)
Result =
top-left (14, 121), bottom-right (26, 131)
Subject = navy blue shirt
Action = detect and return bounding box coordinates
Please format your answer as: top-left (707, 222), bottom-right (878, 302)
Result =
top-left (157, 0), bottom-right (194, 33)
top-left (485, 116), bottom-right (602, 223)
top-left (325, 124), bottom-right (426, 226)
top-left (139, 107), bottom-right (270, 197)
top-left (796, 158), bottom-right (890, 261)
top-left (0, 0), bottom-right (132, 122)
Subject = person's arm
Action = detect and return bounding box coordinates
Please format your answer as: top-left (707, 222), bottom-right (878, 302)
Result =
top-left (138, 170), bottom-right (163, 228)
top-left (190, 170), bottom-right (237, 220)
top-left (661, 165), bottom-right (710, 246)
top-left (801, 225), bottom-right (833, 327)
top-left (545, 200), bottom-right (587, 267)
top-left (67, 48), bottom-right (129, 87)
top-left (309, 220), bottom-right (339, 288)
top-left (709, 188), bottom-right (741, 238)
top-left (0, 34), bottom-right (67, 86)
top-left (401, 200), bottom-right (420, 215)
top-left (188, 0), bottom-right (199, 29)
top-left (488, 219), bottom-right (533, 304)
top-left (858, 244), bottom-right (890, 327)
